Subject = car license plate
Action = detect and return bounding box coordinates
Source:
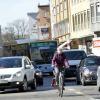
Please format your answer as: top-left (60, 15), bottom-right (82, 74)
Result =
top-left (0, 80), bottom-right (8, 83)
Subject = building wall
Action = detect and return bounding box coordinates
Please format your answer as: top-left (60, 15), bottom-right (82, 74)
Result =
top-left (70, 0), bottom-right (93, 39)
top-left (90, 0), bottom-right (100, 35)
top-left (50, 0), bottom-right (70, 44)
top-left (27, 13), bottom-right (39, 40)
top-left (37, 5), bottom-right (51, 40)
top-left (69, 0), bottom-right (94, 53)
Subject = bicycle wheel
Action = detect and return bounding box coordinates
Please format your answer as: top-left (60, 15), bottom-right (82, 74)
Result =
top-left (58, 73), bottom-right (63, 97)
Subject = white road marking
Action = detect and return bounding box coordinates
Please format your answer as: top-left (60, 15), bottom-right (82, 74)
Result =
top-left (67, 88), bottom-right (84, 95)
top-left (66, 87), bottom-right (99, 100)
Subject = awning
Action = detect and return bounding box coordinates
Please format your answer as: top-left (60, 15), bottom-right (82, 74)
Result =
top-left (70, 33), bottom-right (94, 39)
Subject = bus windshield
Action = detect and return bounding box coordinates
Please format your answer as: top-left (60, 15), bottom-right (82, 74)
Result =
top-left (30, 41), bottom-right (57, 64)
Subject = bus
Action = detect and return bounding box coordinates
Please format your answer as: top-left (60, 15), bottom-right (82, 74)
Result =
top-left (30, 40), bottom-right (57, 75)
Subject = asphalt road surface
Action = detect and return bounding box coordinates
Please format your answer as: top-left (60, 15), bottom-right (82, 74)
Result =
top-left (0, 76), bottom-right (100, 100)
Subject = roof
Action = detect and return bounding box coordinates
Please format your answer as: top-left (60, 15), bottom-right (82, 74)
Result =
top-left (15, 39), bottom-right (36, 44)
top-left (38, 4), bottom-right (49, 7)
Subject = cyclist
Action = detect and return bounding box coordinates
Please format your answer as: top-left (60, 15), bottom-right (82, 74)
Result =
top-left (52, 47), bottom-right (69, 87)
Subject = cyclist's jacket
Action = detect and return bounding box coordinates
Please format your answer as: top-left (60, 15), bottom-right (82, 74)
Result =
top-left (52, 52), bottom-right (68, 68)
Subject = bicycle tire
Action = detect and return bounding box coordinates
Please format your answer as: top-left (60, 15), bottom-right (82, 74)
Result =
top-left (58, 72), bottom-right (63, 97)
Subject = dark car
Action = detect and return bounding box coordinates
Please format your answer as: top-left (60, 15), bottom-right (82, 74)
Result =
top-left (63, 49), bottom-right (87, 78)
top-left (76, 55), bottom-right (100, 86)
top-left (32, 61), bottom-right (43, 86)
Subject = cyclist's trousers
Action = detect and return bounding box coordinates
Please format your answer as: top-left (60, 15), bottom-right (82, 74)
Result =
top-left (54, 67), bottom-right (64, 85)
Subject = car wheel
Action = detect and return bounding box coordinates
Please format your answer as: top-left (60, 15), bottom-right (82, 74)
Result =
top-left (31, 78), bottom-right (37, 90)
top-left (19, 78), bottom-right (28, 92)
top-left (76, 80), bottom-right (81, 85)
top-left (0, 89), bottom-right (5, 91)
top-left (39, 79), bottom-right (43, 86)
top-left (98, 86), bottom-right (100, 92)
top-left (76, 73), bottom-right (81, 85)
top-left (81, 75), bottom-right (86, 86)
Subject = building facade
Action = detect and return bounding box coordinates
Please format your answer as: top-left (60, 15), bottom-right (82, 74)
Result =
top-left (50, 0), bottom-right (70, 44)
top-left (90, 0), bottom-right (100, 37)
top-left (70, 0), bottom-right (94, 53)
top-left (27, 12), bottom-right (39, 40)
top-left (50, 0), bottom-right (94, 53)
top-left (36, 4), bottom-right (51, 40)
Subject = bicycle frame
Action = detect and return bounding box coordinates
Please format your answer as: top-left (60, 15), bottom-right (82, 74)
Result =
top-left (58, 70), bottom-right (64, 97)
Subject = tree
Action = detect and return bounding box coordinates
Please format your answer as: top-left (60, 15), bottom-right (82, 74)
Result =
top-left (1, 24), bottom-right (16, 45)
top-left (12, 19), bottom-right (28, 39)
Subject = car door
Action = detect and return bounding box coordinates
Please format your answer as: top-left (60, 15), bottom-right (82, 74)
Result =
top-left (79, 59), bottom-right (85, 78)
top-left (24, 58), bottom-right (32, 82)
top-left (26, 58), bottom-right (35, 80)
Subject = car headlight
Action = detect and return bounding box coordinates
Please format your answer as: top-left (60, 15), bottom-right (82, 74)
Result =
top-left (13, 71), bottom-right (22, 78)
top-left (84, 69), bottom-right (90, 76)
top-left (36, 71), bottom-right (42, 76)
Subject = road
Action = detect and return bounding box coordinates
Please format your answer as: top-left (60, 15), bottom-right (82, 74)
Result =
top-left (0, 76), bottom-right (100, 100)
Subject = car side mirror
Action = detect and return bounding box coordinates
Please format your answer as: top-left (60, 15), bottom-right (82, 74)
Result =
top-left (25, 65), bottom-right (31, 69)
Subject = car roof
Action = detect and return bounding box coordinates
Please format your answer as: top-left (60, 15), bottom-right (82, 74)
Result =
top-left (85, 54), bottom-right (100, 59)
top-left (0, 56), bottom-right (27, 59)
top-left (62, 49), bottom-right (85, 52)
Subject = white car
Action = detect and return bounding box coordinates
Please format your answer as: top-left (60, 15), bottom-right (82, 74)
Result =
top-left (0, 56), bottom-right (36, 92)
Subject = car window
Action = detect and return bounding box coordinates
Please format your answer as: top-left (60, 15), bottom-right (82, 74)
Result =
top-left (0, 58), bottom-right (22, 68)
top-left (64, 51), bottom-right (86, 60)
top-left (24, 59), bottom-right (30, 68)
top-left (84, 57), bottom-right (100, 66)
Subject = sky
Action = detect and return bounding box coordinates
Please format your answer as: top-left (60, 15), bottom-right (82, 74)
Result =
top-left (0, 0), bottom-right (49, 27)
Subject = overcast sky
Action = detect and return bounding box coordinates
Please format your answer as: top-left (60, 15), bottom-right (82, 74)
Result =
top-left (0, 0), bottom-right (49, 27)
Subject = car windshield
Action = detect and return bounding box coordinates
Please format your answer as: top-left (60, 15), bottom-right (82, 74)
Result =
top-left (84, 57), bottom-right (100, 66)
top-left (64, 51), bottom-right (86, 60)
top-left (0, 58), bottom-right (22, 68)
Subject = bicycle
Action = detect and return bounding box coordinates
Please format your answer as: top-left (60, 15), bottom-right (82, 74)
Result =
top-left (51, 67), bottom-right (65, 97)
top-left (58, 69), bottom-right (65, 97)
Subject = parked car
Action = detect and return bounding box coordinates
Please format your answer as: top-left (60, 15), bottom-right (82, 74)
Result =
top-left (97, 65), bottom-right (100, 92)
top-left (63, 49), bottom-right (87, 78)
top-left (32, 61), bottom-right (43, 86)
top-left (0, 56), bottom-right (36, 91)
top-left (76, 55), bottom-right (100, 86)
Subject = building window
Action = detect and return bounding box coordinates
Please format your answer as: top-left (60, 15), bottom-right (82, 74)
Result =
top-left (78, 13), bottom-right (81, 30)
top-left (57, 5), bottom-right (59, 14)
top-left (81, 13), bottom-right (84, 29)
top-left (84, 11), bottom-right (87, 28)
top-left (64, 0), bottom-right (67, 10)
top-left (42, 9), bottom-right (46, 17)
top-left (60, 3), bottom-right (63, 12)
top-left (72, 15), bottom-right (75, 31)
top-left (87, 10), bottom-right (90, 28)
top-left (96, 2), bottom-right (100, 22)
top-left (90, 4), bottom-right (95, 23)
top-left (53, 7), bottom-right (56, 16)
top-left (75, 14), bottom-right (78, 31)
